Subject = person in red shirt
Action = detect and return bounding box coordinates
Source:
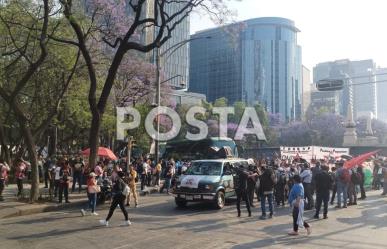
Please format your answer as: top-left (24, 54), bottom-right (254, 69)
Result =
top-left (0, 160), bottom-right (10, 201)
top-left (58, 161), bottom-right (71, 203)
top-left (15, 159), bottom-right (27, 197)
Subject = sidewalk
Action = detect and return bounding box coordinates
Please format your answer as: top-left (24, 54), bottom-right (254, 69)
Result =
top-left (0, 182), bottom-right (165, 219)
top-left (0, 183), bottom-right (87, 219)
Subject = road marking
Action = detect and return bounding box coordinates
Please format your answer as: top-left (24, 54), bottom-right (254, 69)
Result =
top-left (112, 244), bottom-right (131, 249)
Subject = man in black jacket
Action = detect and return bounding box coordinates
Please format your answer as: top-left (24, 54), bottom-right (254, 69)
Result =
top-left (314, 165), bottom-right (333, 219)
top-left (259, 166), bottom-right (276, 219)
top-left (247, 165), bottom-right (258, 207)
top-left (358, 166), bottom-right (366, 199)
top-left (234, 165), bottom-right (251, 217)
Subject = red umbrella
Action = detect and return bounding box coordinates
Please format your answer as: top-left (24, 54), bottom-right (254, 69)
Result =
top-left (81, 147), bottom-right (118, 161)
top-left (344, 150), bottom-right (380, 169)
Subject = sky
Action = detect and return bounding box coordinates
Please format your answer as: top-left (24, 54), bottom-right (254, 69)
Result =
top-left (190, 0), bottom-right (387, 71)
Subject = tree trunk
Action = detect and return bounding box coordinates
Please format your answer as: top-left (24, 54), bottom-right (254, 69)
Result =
top-left (20, 121), bottom-right (39, 202)
top-left (88, 112), bottom-right (101, 169)
top-left (0, 124), bottom-right (11, 165)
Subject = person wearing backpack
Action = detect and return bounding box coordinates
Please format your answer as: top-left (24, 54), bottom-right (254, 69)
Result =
top-left (335, 162), bottom-right (350, 208)
top-left (99, 171), bottom-right (131, 227)
top-left (348, 168), bottom-right (361, 205)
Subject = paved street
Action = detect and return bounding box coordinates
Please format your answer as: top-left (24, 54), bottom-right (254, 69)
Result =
top-left (0, 190), bottom-right (386, 249)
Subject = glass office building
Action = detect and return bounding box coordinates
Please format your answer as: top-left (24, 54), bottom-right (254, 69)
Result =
top-left (142, 1), bottom-right (190, 89)
top-left (189, 17), bottom-right (303, 120)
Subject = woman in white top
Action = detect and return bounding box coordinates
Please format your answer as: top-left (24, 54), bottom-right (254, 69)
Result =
top-left (81, 172), bottom-right (99, 216)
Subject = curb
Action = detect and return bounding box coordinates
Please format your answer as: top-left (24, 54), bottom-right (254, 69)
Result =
top-left (1, 183), bottom-right (166, 219)
top-left (0, 199), bottom-right (86, 219)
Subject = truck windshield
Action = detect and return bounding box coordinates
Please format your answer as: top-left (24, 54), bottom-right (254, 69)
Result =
top-left (185, 162), bottom-right (223, 176)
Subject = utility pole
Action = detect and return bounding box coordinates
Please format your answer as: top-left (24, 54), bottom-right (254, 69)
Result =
top-left (152, 36), bottom-right (211, 162)
top-left (155, 46), bottom-right (161, 163)
top-left (127, 136), bottom-right (133, 173)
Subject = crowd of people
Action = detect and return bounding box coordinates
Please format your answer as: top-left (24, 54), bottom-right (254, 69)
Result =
top-left (232, 156), bottom-right (387, 236)
top-left (1, 152), bottom-right (387, 232)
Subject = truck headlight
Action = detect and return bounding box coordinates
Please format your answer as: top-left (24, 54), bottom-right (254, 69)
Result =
top-left (204, 184), bottom-right (213, 190)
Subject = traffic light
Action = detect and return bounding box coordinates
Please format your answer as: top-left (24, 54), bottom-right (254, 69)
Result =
top-left (316, 79), bottom-right (345, 91)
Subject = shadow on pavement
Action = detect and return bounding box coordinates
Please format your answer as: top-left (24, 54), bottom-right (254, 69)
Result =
top-left (7, 225), bottom-right (102, 240)
top-left (232, 193), bottom-right (387, 249)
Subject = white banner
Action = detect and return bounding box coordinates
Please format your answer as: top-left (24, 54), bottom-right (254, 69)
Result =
top-left (280, 146), bottom-right (313, 161)
top-left (280, 146), bottom-right (349, 161)
top-left (313, 146), bottom-right (350, 161)
top-left (180, 175), bottom-right (202, 189)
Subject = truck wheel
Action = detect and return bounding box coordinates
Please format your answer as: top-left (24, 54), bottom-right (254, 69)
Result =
top-left (175, 198), bottom-right (187, 208)
top-left (214, 191), bottom-right (225, 209)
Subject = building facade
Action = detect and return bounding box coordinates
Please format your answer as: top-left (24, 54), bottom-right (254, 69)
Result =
top-left (376, 67), bottom-right (387, 122)
top-left (143, 1), bottom-right (190, 89)
top-left (310, 90), bottom-right (341, 114)
top-left (189, 17), bottom-right (303, 121)
top-left (313, 59), bottom-right (377, 119)
top-left (168, 91), bottom-right (206, 106)
top-left (302, 66), bottom-right (312, 116)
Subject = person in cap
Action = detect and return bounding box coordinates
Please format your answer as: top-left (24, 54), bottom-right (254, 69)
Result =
top-left (81, 172), bottom-right (99, 216)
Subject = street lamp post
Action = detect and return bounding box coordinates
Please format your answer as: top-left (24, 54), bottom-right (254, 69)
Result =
top-left (127, 136), bottom-right (133, 173)
top-left (153, 36), bottom-right (211, 162)
top-left (154, 45), bottom-right (161, 163)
